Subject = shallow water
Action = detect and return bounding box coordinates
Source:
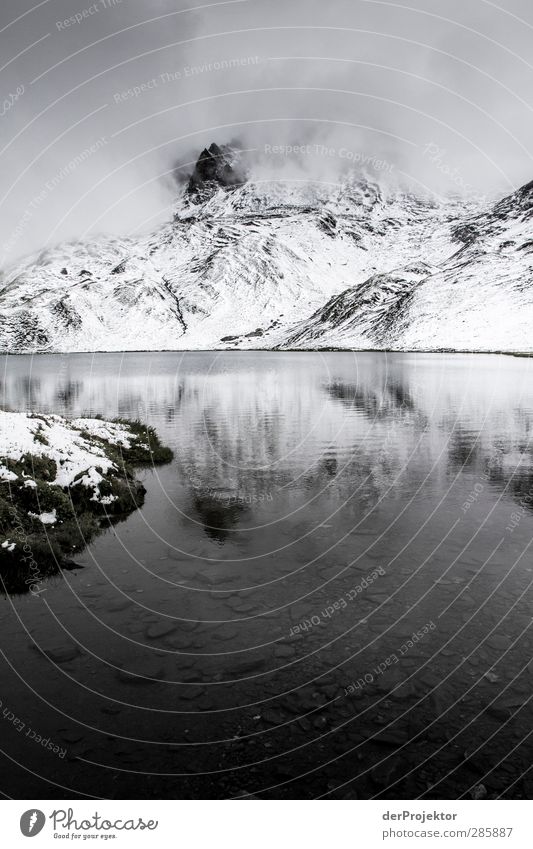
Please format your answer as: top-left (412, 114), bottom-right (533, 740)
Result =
top-left (1, 351), bottom-right (533, 799)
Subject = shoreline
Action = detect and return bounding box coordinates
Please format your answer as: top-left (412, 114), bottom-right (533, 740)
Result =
top-left (1, 348), bottom-right (532, 358)
top-left (0, 413), bottom-right (173, 595)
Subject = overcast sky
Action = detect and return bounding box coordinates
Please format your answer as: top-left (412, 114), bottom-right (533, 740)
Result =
top-left (1, 0), bottom-right (533, 264)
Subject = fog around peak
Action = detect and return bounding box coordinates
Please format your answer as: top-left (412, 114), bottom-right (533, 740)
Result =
top-left (1, 0), bottom-right (533, 264)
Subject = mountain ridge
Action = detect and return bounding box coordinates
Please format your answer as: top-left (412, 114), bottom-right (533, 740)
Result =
top-left (1, 145), bottom-right (532, 354)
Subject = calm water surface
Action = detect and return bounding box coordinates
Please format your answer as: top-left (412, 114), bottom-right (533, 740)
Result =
top-left (1, 351), bottom-right (532, 799)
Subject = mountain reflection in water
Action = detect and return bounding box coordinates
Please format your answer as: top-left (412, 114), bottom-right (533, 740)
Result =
top-left (1, 351), bottom-right (532, 800)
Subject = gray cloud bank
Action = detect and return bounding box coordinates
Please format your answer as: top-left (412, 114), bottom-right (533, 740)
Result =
top-left (1, 0), bottom-right (533, 264)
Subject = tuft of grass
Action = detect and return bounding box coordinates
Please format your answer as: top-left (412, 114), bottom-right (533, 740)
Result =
top-left (33, 430), bottom-right (49, 446)
top-left (112, 418), bottom-right (174, 465)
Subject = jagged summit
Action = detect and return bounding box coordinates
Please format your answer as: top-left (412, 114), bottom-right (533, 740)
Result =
top-left (186, 142), bottom-right (245, 201)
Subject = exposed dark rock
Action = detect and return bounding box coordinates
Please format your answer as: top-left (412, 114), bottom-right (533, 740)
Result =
top-left (36, 644), bottom-right (82, 664)
top-left (52, 298), bottom-right (82, 330)
top-left (186, 142), bottom-right (245, 201)
top-left (318, 211), bottom-right (337, 236)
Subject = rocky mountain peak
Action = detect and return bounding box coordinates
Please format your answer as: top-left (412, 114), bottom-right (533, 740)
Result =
top-left (186, 142), bottom-right (245, 201)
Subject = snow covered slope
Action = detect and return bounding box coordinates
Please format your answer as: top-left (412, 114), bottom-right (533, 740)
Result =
top-left (0, 143), bottom-right (531, 353)
top-left (285, 180), bottom-right (533, 352)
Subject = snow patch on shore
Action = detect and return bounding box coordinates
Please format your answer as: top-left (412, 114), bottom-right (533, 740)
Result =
top-left (72, 417), bottom-right (146, 450)
top-left (0, 411), bottom-right (135, 501)
top-left (28, 509), bottom-right (57, 525)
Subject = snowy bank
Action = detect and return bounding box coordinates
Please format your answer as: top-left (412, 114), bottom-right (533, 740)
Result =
top-left (0, 412), bottom-right (172, 594)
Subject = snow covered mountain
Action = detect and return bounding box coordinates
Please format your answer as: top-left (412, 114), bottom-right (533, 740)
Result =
top-left (1, 143), bottom-right (532, 353)
top-left (285, 179), bottom-right (533, 352)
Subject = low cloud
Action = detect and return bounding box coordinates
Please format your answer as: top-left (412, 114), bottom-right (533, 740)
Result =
top-left (1, 0), bottom-right (532, 265)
